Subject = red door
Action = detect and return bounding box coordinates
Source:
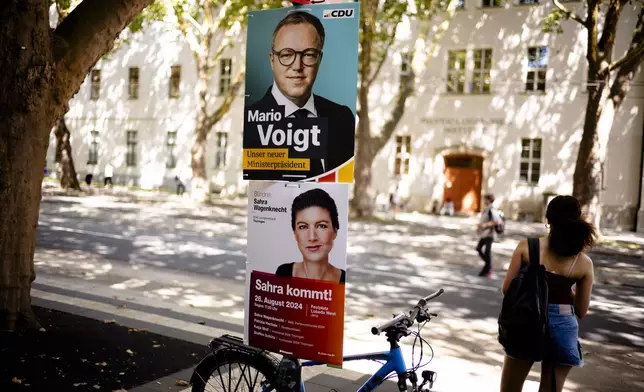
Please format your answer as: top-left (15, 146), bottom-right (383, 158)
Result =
top-left (443, 155), bottom-right (483, 213)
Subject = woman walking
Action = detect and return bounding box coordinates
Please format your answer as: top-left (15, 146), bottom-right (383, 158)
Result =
top-left (500, 195), bottom-right (596, 392)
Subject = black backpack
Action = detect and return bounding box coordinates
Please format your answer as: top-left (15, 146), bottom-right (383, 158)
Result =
top-left (498, 237), bottom-right (549, 361)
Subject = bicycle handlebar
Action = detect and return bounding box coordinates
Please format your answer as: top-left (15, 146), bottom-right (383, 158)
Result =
top-left (370, 312), bottom-right (408, 336)
top-left (371, 289), bottom-right (444, 335)
top-left (419, 288), bottom-right (445, 308)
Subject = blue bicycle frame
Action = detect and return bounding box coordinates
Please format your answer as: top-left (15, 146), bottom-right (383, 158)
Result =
top-left (300, 347), bottom-right (407, 392)
top-left (261, 348), bottom-right (407, 392)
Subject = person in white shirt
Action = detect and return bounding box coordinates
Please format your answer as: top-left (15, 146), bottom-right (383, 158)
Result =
top-left (476, 194), bottom-right (501, 277)
top-left (104, 163), bottom-right (113, 187)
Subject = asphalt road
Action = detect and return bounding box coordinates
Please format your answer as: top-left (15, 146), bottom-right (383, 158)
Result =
top-left (33, 196), bottom-right (644, 392)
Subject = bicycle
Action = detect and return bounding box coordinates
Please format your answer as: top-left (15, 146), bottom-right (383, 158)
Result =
top-left (189, 288), bottom-right (444, 392)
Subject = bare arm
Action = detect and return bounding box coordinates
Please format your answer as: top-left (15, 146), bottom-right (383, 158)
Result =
top-left (574, 257), bottom-right (594, 319)
top-left (502, 240), bottom-right (527, 295)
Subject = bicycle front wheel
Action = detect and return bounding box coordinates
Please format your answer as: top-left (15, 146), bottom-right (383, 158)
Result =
top-left (191, 348), bottom-right (279, 392)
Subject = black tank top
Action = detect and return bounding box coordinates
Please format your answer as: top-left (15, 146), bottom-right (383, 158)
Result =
top-left (546, 272), bottom-right (576, 304)
top-left (275, 262), bottom-right (346, 284)
top-left (545, 253), bottom-right (580, 305)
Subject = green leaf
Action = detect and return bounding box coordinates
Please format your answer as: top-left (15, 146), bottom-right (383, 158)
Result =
top-left (542, 9), bottom-right (566, 34)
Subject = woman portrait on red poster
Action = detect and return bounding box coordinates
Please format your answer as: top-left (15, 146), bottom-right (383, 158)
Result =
top-left (275, 188), bottom-right (346, 284)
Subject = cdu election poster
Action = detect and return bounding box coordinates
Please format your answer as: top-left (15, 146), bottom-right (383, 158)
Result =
top-left (242, 2), bottom-right (359, 183)
top-left (244, 181), bottom-right (349, 365)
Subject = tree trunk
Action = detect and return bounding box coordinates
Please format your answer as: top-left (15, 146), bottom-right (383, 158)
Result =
top-left (191, 126), bottom-right (209, 202)
top-left (189, 52), bottom-right (244, 203)
top-left (53, 116), bottom-right (81, 190)
top-left (351, 68), bottom-right (415, 217)
top-left (351, 85), bottom-right (375, 217)
top-left (1, 0), bottom-right (153, 332)
top-left (0, 0), bottom-right (53, 332)
top-left (190, 60), bottom-right (210, 202)
top-left (572, 84), bottom-right (605, 227)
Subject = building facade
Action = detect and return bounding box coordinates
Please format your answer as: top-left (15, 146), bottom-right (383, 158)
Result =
top-left (46, 1), bottom-right (644, 231)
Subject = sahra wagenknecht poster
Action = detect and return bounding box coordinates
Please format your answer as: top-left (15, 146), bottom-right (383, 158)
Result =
top-left (242, 3), bottom-right (359, 183)
top-left (244, 181), bottom-right (348, 365)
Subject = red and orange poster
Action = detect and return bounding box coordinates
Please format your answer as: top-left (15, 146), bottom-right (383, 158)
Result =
top-left (244, 181), bottom-right (348, 365)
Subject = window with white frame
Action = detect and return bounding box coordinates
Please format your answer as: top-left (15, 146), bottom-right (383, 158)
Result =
top-left (166, 131), bottom-right (177, 169)
top-left (447, 50), bottom-right (466, 93)
top-left (472, 49), bottom-right (492, 93)
top-left (128, 67), bottom-right (139, 100)
top-left (394, 135), bottom-right (411, 176)
top-left (219, 59), bottom-right (232, 95)
top-left (482, 0), bottom-right (502, 7)
top-left (88, 131), bottom-right (99, 164)
top-left (126, 130), bottom-right (137, 167)
top-left (214, 132), bottom-right (228, 169)
top-left (520, 138), bottom-right (541, 184)
top-left (90, 70), bottom-right (101, 100)
top-left (169, 65), bottom-right (181, 98)
top-left (526, 46), bottom-right (548, 92)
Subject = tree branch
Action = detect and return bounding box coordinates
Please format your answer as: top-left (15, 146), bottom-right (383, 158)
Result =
top-left (366, 18), bottom-right (401, 88)
top-left (211, 35), bottom-right (233, 65)
top-left (203, 68), bottom-right (245, 132)
top-left (185, 25), bottom-right (206, 60)
top-left (585, 0), bottom-right (601, 66)
top-left (358, 0), bottom-right (376, 91)
top-left (53, 0), bottom-right (153, 106)
top-left (184, 12), bottom-right (208, 36)
top-left (376, 68), bottom-right (414, 148)
top-left (608, 42), bottom-right (644, 73)
top-left (607, 48), bottom-right (643, 108)
top-left (598, 0), bottom-right (629, 62)
top-left (607, 4), bottom-right (644, 73)
top-left (552, 0), bottom-right (586, 26)
top-left (421, 0), bottom-right (460, 69)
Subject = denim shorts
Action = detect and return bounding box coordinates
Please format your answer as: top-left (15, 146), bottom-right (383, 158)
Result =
top-left (546, 304), bottom-right (584, 367)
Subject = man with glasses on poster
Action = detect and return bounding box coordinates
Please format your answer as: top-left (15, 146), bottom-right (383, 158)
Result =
top-left (245, 10), bottom-right (356, 178)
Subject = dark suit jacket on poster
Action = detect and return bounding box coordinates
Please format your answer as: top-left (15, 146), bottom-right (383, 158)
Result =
top-left (244, 88), bottom-right (355, 180)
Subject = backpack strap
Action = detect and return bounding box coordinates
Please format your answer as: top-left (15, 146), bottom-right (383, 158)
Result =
top-left (527, 237), bottom-right (540, 266)
top-left (528, 237), bottom-right (554, 391)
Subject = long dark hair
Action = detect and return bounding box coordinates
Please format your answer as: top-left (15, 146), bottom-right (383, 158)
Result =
top-left (291, 188), bottom-right (339, 231)
top-left (545, 195), bottom-right (596, 256)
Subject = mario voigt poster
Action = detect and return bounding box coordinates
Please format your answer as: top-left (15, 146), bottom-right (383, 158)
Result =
top-left (242, 2), bottom-right (359, 183)
top-left (243, 181), bottom-right (348, 365)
